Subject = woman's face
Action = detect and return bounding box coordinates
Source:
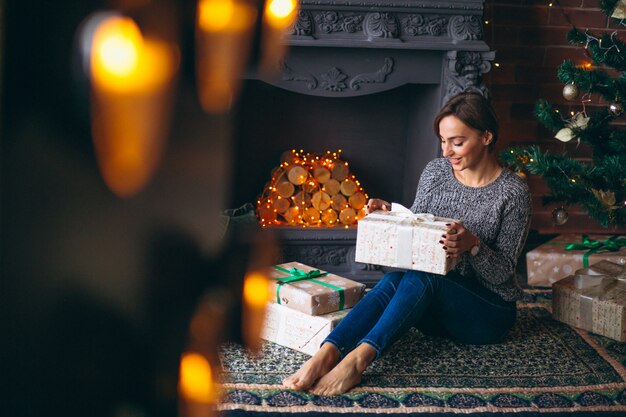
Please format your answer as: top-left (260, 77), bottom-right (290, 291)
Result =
top-left (438, 115), bottom-right (492, 172)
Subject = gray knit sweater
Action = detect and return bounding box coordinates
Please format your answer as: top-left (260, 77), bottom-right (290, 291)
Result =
top-left (410, 158), bottom-right (532, 301)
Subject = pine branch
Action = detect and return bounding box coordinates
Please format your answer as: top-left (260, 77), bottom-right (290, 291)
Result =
top-left (534, 100), bottom-right (564, 132)
top-left (558, 60), bottom-right (626, 102)
top-left (568, 28), bottom-right (626, 72)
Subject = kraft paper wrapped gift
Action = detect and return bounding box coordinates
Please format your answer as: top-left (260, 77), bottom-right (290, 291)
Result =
top-left (526, 234), bottom-right (626, 287)
top-left (355, 203), bottom-right (460, 275)
top-left (269, 262), bottom-right (365, 316)
top-left (261, 302), bottom-right (350, 356)
top-left (552, 260), bottom-right (626, 342)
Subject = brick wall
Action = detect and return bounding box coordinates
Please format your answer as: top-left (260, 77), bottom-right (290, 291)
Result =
top-left (483, 0), bottom-right (626, 234)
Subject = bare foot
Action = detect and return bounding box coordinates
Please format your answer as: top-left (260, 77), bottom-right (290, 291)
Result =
top-left (282, 343), bottom-right (340, 391)
top-left (310, 343), bottom-right (376, 396)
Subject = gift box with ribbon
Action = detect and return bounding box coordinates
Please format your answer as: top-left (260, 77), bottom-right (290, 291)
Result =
top-left (261, 302), bottom-right (350, 355)
top-left (552, 260), bottom-right (626, 342)
top-left (269, 262), bottom-right (365, 316)
top-left (526, 234), bottom-right (626, 287)
top-left (354, 203), bottom-right (460, 275)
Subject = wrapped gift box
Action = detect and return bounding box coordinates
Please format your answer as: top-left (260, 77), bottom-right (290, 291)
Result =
top-left (526, 234), bottom-right (626, 287)
top-left (269, 262), bottom-right (365, 316)
top-left (552, 260), bottom-right (626, 342)
top-left (355, 206), bottom-right (460, 275)
top-left (261, 302), bottom-right (350, 355)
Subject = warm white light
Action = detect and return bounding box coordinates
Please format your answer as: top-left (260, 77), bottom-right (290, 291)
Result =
top-left (98, 30), bottom-right (140, 77)
top-left (268, 0), bottom-right (296, 18)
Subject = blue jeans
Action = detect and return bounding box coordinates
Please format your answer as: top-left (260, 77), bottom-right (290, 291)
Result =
top-left (323, 270), bottom-right (516, 359)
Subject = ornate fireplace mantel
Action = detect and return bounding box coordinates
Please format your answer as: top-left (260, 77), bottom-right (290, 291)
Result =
top-left (253, 0), bottom-right (494, 104)
top-left (240, 1), bottom-right (493, 284)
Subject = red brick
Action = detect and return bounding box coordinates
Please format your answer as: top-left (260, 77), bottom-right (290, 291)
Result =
top-left (486, 63), bottom-right (516, 83)
top-left (549, 7), bottom-right (608, 29)
top-left (543, 46), bottom-right (592, 66)
top-left (515, 65), bottom-right (561, 83)
top-left (519, 26), bottom-right (571, 45)
top-left (500, 120), bottom-right (544, 141)
top-left (492, 101), bottom-right (514, 122)
top-left (494, 46), bottom-right (545, 66)
top-left (491, 83), bottom-right (541, 102)
top-left (487, 25), bottom-right (519, 46)
top-left (607, 18), bottom-right (626, 30)
top-left (492, 5), bottom-right (550, 26)
top-left (509, 102), bottom-right (539, 120)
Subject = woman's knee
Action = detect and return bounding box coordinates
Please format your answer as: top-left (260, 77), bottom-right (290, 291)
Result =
top-left (402, 270), bottom-right (437, 292)
top-left (377, 271), bottom-right (404, 288)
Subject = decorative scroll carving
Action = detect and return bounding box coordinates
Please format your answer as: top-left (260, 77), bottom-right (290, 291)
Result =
top-left (292, 11), bottom-right (314, 36)
top-left (401, 14), bottom-right (448, 37)
top-left (280, 61), bottom-right (318, 90)
top-left (300, 1), bottom-right (484, 11)
top-left (364, 12), bottom-right (399, 39)
top-left (281, 246), bottom-right (349, 267)
top-left (444, 50), bottom-right (495, 104)
top-left (315, 11), bottom-right (363, 33)
top-left (279, 58), bottom-right (394, 93)
top-left (449, 15), bottom-right (482, 41)
top-left (350, 57), bottom-right (394, 90)
top-left (321, 67), bottom-right (349, 92)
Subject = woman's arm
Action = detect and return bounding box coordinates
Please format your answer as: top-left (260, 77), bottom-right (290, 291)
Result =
top-left (467, 190), bottom-right (532, 285)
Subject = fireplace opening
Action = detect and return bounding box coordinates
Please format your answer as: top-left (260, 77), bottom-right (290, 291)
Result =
top-left (230, 79), bottom-right (442, 214)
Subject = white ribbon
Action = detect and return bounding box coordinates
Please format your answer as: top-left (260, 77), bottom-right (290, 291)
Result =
top-left (365, 203), bottom-right (453, 269)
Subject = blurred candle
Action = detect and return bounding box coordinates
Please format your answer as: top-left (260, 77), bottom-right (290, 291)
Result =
top-left (89, 15), bottom-right (179, 196)
top-left (196, 0), bottom-right (257, 113)
top-left (260, 0), bottom-right (298, 74)
top-left (242, 271), bottom-right (270, 351)
top-left (179, 352), bottom-right (219, 404)
top-left (179, 352), bottom-right (219, 417)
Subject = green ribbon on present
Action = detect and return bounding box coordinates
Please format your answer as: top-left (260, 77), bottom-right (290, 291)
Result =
top-left (564, 235), bottom-right (626, 268)
top-left (273, 265), bottom-right (345, 310)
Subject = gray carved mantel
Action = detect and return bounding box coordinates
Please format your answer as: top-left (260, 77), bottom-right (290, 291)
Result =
top-left (241, 0), bottom-right (493, 285)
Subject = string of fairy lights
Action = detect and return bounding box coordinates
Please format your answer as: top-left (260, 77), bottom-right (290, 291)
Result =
top-left (256, 149), bottom-right (369, 228)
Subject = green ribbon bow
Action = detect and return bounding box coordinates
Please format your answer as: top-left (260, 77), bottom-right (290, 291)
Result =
top-left (564, 235), bottom-right (626, 268)
top-left (273, 265), bottom-right (345, 310)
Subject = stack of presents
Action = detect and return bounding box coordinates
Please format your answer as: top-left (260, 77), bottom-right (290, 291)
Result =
top-left (261, 209), bottom-right (626, 353)
top-left (527, 234), bottom-right (626, 342)
top-left (261, 205), bottom-right (459, 355)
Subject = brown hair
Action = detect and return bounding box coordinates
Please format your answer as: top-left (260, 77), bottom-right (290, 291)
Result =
top-left (433, 92), bottom-right (499, 152)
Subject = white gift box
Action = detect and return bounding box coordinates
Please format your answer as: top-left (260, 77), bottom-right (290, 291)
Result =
top-left (261, 302), bottom-right (350, 356)
top-left (355, 203), bottom-right (460, 275)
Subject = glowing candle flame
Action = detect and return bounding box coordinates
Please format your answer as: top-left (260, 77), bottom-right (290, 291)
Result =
top-left (243, 272), bottom-right (269, 309)
top-left (179, 352), bottom-right (218, 403)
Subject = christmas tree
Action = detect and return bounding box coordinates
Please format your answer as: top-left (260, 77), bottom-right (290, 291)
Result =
top-left (501, 0), bottom-right (626, 228)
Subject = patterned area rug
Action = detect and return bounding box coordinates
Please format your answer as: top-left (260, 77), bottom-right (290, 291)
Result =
top-left (217, 291), bottom-right (626, 415)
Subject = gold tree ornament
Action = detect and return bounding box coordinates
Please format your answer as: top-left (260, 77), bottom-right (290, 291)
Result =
top-left (562, 83), bottom-right (579, 101)
top-left (552, 206), bottom-right (569, 226)
top-left (592, 189), bottom-right (618, 208)
top-left (256, 149), bottom-right (368, 227)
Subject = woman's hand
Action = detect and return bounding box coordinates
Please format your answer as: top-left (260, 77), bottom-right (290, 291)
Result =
top-left (366, 198), bottom-right (390, 214)
top-left (440, 222), bottom-right (479, 259)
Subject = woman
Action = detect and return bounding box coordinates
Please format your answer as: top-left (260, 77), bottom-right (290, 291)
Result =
top-left (283, 92), bottom-right (532, 396)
